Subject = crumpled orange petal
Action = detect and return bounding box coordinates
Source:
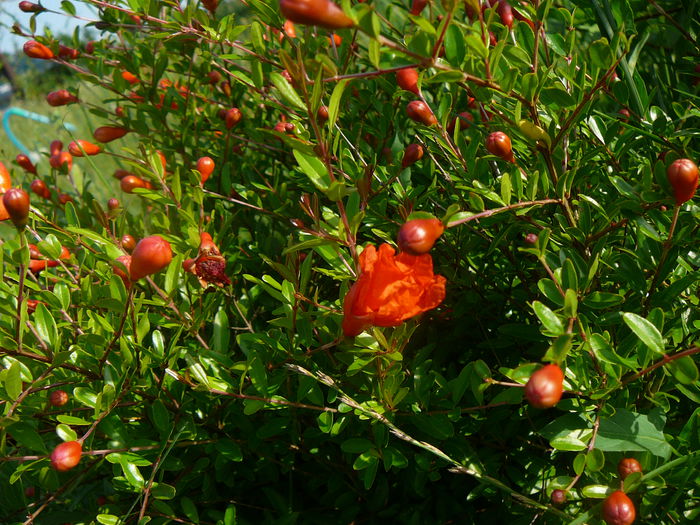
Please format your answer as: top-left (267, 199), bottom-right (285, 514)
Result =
top-left (342, 244), bottom-right (446, 337)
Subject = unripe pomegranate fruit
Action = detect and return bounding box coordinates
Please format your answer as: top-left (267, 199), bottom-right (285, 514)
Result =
top-left (406, 100), bottom-right (437, 126)
top-left (524, 364), bottom-right (564, 408)
top-left (30, 179), bottom-right (51, 199)
top-left (410, 0), bottom-right (428, 16)
top-left (107, 198), bottom-right (120, 210)
top-left (50, 441), bottom-right (82, 471)
top-left (401, 144), bottom-right (424, 168)
top-left (524, 233), bottom-right (538, 245)
top-left (46, 89), bottom-right (79, 106)
top-left (129, 235), bottom-right (173, 281)
top-left (225, 107), bottom-right (242, 129)
top-left (396, 68), bottom-right (420, 95)
top-left (49, 389), bottom-right (69, 407)
top-left (3, 188), bottom-right (30, 229)
top-left (279, 0), bottom-right (354, 29)
top-left (617, 458), bottom-right (642, 480)
top-left (550, 489), bottom-right (567, 506)
top-left (68, 140), bottom-right (101, 156)
top-left (93, 126), bottom-right (128, 143)
top-left (397, 218), bottom-right (444, 255)
top-left (666, 158), bottom-right (698, 205)
top-left (486, 131), bottom-right (515, 162)
top-left (196, 157), bottom-right (215, 184)
top-left (121, 234), bottom-right (136, 252)
top-left (23, 40), bottom-right (54, 60)
top-left (16, 154), bottom-right (37, 174)
top-left (113, 169), bottom-right (132, 180)
top-left (602, 491), bottom-right (636, 525)
top-left (208, 70), bottom-right (222, 84)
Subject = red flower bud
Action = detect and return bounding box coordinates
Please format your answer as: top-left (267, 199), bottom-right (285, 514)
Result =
top-left (279, 0), bottom-right (354, 30)
top-left (30, 179), bottom-right (51, 199)
top-left (496, 0), bottom-right (514, 29)
top-left (396, 68), bottom-right (420, 95)
top-left (16, 154), bottom-right (37, 174)
top-left (93, 126), bottom-right (128, 143)
top-left (447, 112), bottom-right (473, 134)
top-left (121, 234), bottom-right (136, 252)
top-left (121, 71), bottom-right (140, 85)
top-left (58, 45), bottom-right (80, 59)
top-left (120, 175), bottom-right (151, 193)
top-left (46, 89), bottom-right (79, 106)
top-left (401, 144), bottom-right (424, 168)
top-left (225, 107), bottom-right (242, 129)
top-left (68, 140), bottom-right (101, 156)
top-left (406, 100), bottom-right (437, 126)
top-left (113, 254), bottom-right (132, 286)
top-left (19, 2), bottom-right (44, 13)
top-left (49, 151), bottom-right (73, 172)
top-left (23, 40), bottom-right (54, 60)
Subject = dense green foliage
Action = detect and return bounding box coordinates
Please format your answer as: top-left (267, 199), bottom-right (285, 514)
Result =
top-left (1, 0), bottom-right (699, 523)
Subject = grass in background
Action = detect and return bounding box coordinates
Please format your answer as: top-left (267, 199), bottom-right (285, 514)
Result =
top-left (1, 67), bottom-right (147, 240)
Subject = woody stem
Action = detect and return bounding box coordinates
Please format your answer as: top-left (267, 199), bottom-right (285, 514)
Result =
top-left (446, 199), bottom-right (560, 228)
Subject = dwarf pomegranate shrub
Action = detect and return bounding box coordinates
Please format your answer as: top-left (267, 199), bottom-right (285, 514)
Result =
top-left (1, 1), bottom-right (699, 524)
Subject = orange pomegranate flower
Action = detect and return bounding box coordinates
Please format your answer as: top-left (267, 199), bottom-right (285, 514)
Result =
top-left (342, 243), bottom-right (446, 337)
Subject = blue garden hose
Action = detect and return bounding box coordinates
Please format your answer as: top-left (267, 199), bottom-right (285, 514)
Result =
top-left (2, 107), bottom-right (76, 160)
